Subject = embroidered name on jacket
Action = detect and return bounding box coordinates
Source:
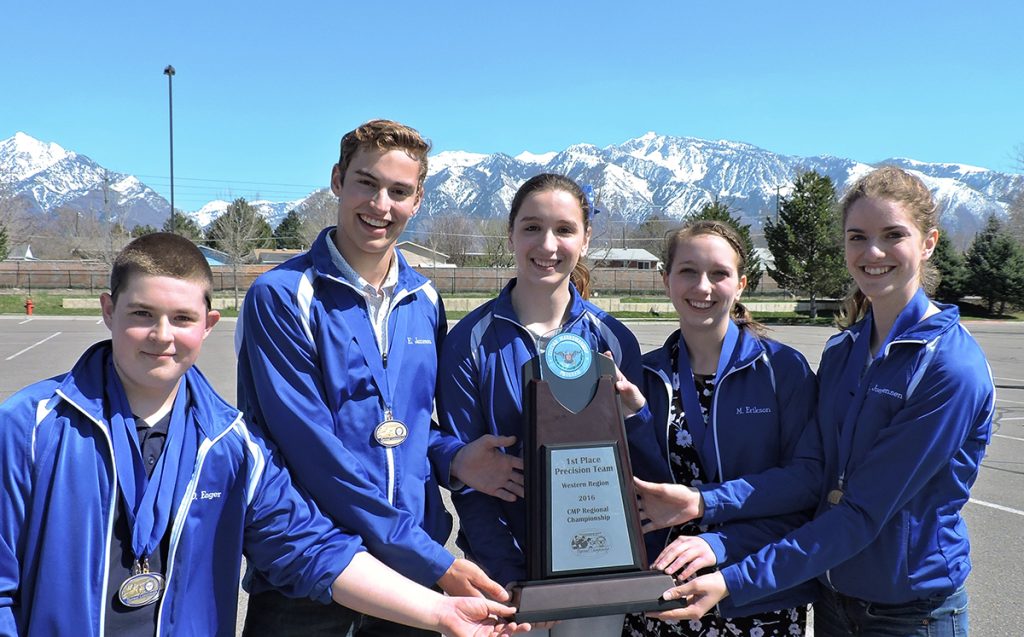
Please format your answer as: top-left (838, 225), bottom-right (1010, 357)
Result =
top-left (193, 490), bottom-right (223, 501)
top-left (869, 384), bottom-right (904, 400)
top-left (736, 405), bottom-right (772, 415)
top-left (406, 336), bottom-right (433, 345)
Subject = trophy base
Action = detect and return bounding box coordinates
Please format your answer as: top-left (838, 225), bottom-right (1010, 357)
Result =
top-left (508, 570), bottom-right (686, 623)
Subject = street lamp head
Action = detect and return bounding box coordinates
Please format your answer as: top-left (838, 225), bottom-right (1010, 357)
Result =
top-left (163, 65), bottom-right (175, 76)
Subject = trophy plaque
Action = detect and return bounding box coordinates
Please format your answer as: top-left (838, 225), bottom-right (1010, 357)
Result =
top-left (508, 332), bottom-right (684, 622)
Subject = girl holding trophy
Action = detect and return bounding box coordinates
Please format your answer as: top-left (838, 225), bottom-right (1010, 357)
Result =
top-left (639, 167), bottom-right (993, 637)
top-left (624, 219), bottom-right (817, 637)
top-left (437, 173), bottom-right (646, 637)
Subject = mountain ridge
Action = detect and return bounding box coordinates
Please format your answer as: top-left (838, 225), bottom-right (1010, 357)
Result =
top-left (3, 132), bottom-right (1021, 242)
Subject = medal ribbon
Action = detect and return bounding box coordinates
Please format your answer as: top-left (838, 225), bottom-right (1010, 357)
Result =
top-left (675, 320), bottom-right (739, 482)
top-left (348, 295), bottom-right (411, 422)
top-left (833, 287), bottom-right (931, 492)
top-left (105, 355), bottom-right (194, 564)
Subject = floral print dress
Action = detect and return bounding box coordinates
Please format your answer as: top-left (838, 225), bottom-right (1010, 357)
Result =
top-left (623, 344), bottom-right (806, 637)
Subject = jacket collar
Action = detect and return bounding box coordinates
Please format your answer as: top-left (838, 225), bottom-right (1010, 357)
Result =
top-left (645, 323), bottom-right (767, 376)
top-left (308, 226), bottom-right (429, 297)
top-left (57, 341), bottom-right (240, 441)
top-left (841, 296), bottom-right (961, 356)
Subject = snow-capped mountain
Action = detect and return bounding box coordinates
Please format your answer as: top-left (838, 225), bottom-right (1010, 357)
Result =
top-left (1, 132), bottom-right (169, 227)
top-left (3, 132), bottom-right (1021, 244)
top-left (417, 133), bottom-right (1024, 242)
top-left (192, 198), bottom-right (306, 228)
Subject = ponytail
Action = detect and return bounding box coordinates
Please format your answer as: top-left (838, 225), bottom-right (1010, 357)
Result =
top-left (837, 287), bottom-right (870, 329)
top-left (571, 261), bottom-right (592, 300)
top-left (731, 301), bottom-right (767, 337)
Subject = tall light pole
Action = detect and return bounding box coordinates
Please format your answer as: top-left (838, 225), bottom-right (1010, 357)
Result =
top-left (163, 65), bottom-right (176, 233)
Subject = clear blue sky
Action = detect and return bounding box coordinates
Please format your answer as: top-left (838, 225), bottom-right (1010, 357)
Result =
top-left (3, 0), bottom-right (1022, 211)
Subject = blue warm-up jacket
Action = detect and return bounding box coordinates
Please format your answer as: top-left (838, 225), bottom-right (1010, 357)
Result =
top-left (629, 325), bottom-right (819, 617)
top-left (236, 227), bottom-right (456, 590)
top-left (436, 279), bottom-right (648, 586)
top-left (0, 342), bottom-right (363, 637)
top-left (717, 299), bottom-right (994, 606)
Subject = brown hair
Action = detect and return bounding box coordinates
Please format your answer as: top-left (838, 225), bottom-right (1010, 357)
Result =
top-left (662, 219), bottom-right (766, 337)
top-left (337, 119), bottom-right (431, 191)
top-left (110, 232), bottom-right (213, 310)
top-left (836, 166), bottom-right (939, 328)
top-left (508, 173), bottom-right (593, 299)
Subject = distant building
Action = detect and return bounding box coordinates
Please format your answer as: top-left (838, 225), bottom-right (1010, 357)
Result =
top-left (253, 248), bottom-right (303, 265)
top-left (588, 247), bottom-right (660, 270)
top-left (6, 244), bottom-right (36, 261)
top-left (197, 245), bottom-right (231, 266)
top-left (397, 241), bottom-right (455, 268)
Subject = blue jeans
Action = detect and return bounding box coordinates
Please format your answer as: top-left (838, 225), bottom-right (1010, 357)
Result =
top-left (242, 588), bottom-right (441, 637)
top-left (814, 585), bottom-right (968, 637)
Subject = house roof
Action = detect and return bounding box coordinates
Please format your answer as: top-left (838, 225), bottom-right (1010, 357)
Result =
top-left (253, 248), bottom-right (303, 264)
top-left (197, 245), bottom-right (231, 266)
top-left (6, 244), bottom-right (35, 260)
top-left (589, 247), bottom-right (660, 262)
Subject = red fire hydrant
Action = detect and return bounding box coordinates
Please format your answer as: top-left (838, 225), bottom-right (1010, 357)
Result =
top-left (24, 298), bottom-right (34, 316)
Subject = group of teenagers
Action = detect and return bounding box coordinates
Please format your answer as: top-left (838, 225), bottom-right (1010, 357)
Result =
top-left (0, 118), bottom-right (993, 637)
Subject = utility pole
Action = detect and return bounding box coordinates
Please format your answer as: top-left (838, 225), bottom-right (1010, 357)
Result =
top-left (163, 65), bottom-right (176, 234)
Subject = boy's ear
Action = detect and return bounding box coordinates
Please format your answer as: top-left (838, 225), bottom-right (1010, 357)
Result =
top-left (203, 310), bottom-right (221, 338)
top-left (100, 293), bottom-right (115, 329)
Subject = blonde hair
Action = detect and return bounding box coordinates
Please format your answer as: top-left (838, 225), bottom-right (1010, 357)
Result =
top-left (662, 219), bottom-right (766, 337)
top-left (837, 166), bottom-right (939, 328)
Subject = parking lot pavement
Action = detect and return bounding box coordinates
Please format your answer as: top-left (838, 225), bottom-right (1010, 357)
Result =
top-left (2, 316), bottom-right (1022, 634)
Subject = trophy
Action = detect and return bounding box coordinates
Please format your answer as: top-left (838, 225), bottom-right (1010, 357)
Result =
top-left (508, 332), bottom-right (684, 622)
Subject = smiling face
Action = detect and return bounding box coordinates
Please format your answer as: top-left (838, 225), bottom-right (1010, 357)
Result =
top-left (844, 195), bottom-right (938, 316)
top-left (509, 188), bottom-right (591, 293)
top-left (101, 274), bottom-right (220, 416)
top-left (663, 233), bottom-right (746, 337)
top-left (331, 147), bottom-right (422, 281)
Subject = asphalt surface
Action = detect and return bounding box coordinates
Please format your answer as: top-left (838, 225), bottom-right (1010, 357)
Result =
top-left (1, 316), bottom-right (1021, 635)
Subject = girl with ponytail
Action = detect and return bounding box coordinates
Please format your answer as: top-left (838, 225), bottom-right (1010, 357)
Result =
top-left (639, 168), bottom-right (992, 637)
top-left (623, 219), bottom-right (817, 637)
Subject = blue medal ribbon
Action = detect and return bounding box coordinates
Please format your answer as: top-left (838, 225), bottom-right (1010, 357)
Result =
top-left (105, 355), bottom-right (196, 565)
top-left (347, 296), bottom-right (411, 423)
top-left (674, 320), bottom-right (739, 482)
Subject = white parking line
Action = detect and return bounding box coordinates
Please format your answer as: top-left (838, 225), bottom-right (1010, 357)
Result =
top-left (969, 498), bottom-right (1024, 517)
top-left (18, 318), bottom-right (32, 325)
top-left (5, 332), bottom-right (62, 361)
top-left (993, 434), bottom-right (1024, 442)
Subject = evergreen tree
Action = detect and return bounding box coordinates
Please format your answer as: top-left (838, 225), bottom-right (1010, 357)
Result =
top-left (763, 171), bottom-right (847, 318)
top-left (931, 233), bottom-right (969, 303)
top-left (0, 223), bottom-right (8, 261)
top-left (1007, 190), bottom-right (1024, 244)
top-left (206, 198), bottom-right (275, 307)
top-left (690, 198), bottom-right (764, 292)
top-left (274, 209), bottom-right (305, 249)
top-left (163, 212), bottom-right (204, 242)
top-left (965, 214), bottom-right (1024, 315)
top-left (131, 224), bottom-right (159, 237)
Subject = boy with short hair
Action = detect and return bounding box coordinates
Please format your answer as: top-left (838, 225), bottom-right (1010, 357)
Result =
top-left (0, 233), bottom-right (524, 637)
top-left (236, 119), bottom-right (523, 636)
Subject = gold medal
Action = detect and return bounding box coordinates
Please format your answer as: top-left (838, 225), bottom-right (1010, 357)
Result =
top-left (118, 571), bottom-right (164, 608)
top-left (827, 489), bottom-right (843, 505)
top-left (374, 419), bottom-right (408, 448)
